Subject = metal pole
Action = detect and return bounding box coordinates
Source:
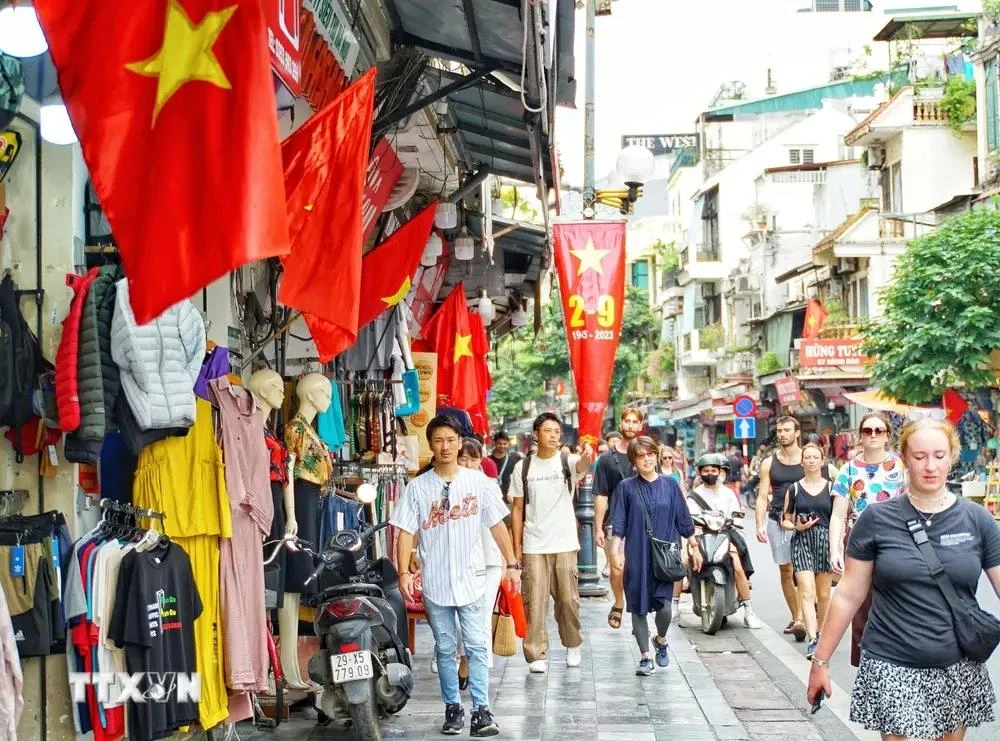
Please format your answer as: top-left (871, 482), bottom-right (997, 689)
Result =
top-left (582, 0), bottom-right (596, 215)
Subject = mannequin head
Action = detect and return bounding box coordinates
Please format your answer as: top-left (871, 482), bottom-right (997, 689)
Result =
top-left (295, 373), bottom-right (332, 423)
top-left (248, 369), bottom-right (285, 415)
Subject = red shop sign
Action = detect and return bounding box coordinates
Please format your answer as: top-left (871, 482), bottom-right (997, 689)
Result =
top-left (409, 255), bottom-right (453, 332)
top-left (363, 139), bottom-right (404, 241)
top-left (798, 338), bottom-right (870, 368)
top-left (774, 376), bottom-right (801, 406)
top-left (266, 0), bottom-right (302, 95)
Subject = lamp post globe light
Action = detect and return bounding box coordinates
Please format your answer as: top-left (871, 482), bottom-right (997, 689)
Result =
top-left (582, 144), bottom-right (655, 219)
top-left (0, 3), bottom-right (48, 58)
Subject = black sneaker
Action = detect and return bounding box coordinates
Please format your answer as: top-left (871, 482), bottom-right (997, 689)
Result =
top-left (442, 703), bottom-right (464, 735)
top-left (470, 705), bottom-right (499, 737)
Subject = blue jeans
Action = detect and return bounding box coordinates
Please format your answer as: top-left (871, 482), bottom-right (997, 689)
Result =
top-left (423, 595), bottom-right (490, 708)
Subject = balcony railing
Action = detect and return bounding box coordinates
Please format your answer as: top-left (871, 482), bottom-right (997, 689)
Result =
top-left (912, 99), bottom-right (949, 124)
top-left (878, 213), bottom-right (938, 240)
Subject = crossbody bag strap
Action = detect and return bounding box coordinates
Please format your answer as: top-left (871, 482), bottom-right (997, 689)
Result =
top-left (899, 497), bottom-right (965, 607)
top-left (634, 487), bottom-right (655, 538)
top-left (687, 491), bottom-right (713, 513)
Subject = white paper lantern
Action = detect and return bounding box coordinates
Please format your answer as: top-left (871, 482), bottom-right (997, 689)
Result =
top-left (40, 104), bottom-right (78, 146)
top-left (435, 202), bottom-right (458, 230)
top-left (0, 4), bottom-right (48, 58)
top-left (478, 295), bottom-right (495, 324)
top-left (454, 233), bottom-right (475, 261)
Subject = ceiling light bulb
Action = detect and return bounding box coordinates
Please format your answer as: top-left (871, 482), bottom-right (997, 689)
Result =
top-left (425, 232), bottom-right (443, 258)
top-left (434, 202), bottom-right (458, 230)
top-left (0, 5), bottom-right (48, 58)
top-left (40, 104), bottom-right (78, 145)
top-left (478, 295), bottom-right (495, 323)
top-left (454, 233), bottom-right (475, 261)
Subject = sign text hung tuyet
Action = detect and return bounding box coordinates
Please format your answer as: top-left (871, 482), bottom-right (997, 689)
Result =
top-left (798, 338), bottom-right (870, 368)
top-left (553, 221), bottom-right (627, 444)
top-left (266, 0), bottom-right (302, 95)
top-left (303, 0), bottom-right (360, 77)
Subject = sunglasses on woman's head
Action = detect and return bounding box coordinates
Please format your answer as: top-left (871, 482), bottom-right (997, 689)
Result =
top-left (860, 426), bottom-right (887, 436)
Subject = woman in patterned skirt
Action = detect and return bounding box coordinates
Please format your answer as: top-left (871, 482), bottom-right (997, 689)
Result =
top-left (808, 418), bottom-right (1000, 740)
top-left (782, 442), bottom-right (834, 660)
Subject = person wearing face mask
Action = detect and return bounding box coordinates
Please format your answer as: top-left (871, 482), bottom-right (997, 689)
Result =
top-left (680, 453), bottom-right (762, 628)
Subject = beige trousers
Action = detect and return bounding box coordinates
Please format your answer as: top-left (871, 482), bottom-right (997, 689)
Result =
top-left (522, 551), bottom-right (583, 662)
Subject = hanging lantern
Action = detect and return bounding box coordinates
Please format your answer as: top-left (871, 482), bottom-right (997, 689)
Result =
top-left (425, 232), bottom-right (443, 258)
top-left (420, 244), bottom-right (438, 267)
top-left (0, 3), bottom-right (48, 58)
top-left (435, 202), bottom-right (458, 230)
top-left (454, 230), bottom-right (475, 261)
top-left (511, 303), bottom-right (528, 327)
top-left (478, 289), bottom-right (495, 325)
top-left (40, 104), bottom-right (77, 145)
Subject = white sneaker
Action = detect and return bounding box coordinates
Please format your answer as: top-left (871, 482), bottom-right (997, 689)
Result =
top-left (566, 647), bottom-right (582, 667)
top-left (671, 601), bottom-right (680, 622)
top-left (742, 604), bottom-right (764, 629)
top-left (528, 660), bottom-right (547, 674)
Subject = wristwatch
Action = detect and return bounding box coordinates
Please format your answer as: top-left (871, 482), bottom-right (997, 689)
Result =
top-left (507, 561), bottom-right (523, 570)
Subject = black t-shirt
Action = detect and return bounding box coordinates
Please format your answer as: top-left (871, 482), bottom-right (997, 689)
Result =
top-left (490, 452), bottom-right (522, 496)
top-left (768, 454), bottom-right (804, 521)
top-left (594, 449), bottom-right (634, 527)
top-left (784, 481), bottom-right (834, 529)
top-left (847, 497), bottom-right (1000, 668)
top-left (109, 543), bottom-right (203, 741)
top-left (727, 454), bottom-right (744, 481)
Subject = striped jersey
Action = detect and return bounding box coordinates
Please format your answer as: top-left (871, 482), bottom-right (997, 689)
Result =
top-left (390, 466), bottom-right (508, 606)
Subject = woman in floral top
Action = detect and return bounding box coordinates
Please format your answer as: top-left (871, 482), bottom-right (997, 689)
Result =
top-left (828, 412), bottom-right (906, 666)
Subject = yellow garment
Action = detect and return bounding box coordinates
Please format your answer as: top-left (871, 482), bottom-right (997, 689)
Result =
top-left (176, 534), bottom-right (228, 730)
top-left (133, 398), bottom-right (232, 538)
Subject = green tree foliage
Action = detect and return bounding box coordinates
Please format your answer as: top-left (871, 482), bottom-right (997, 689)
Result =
top-left (939, 76), bottom-right (976, 132)
top-left (860, 207), bottom-right (1000, 403)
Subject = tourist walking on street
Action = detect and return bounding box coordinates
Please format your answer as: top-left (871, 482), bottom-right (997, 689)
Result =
top-left (393, 416), bottom-right (520, 737)
top-left (489, 430), bottom-right (522, 499)
top-left (595, 407), bottom-right (644, 630)
top-left (659, 445), bottom-right (685, 490)
top-left (828, 412), bottom-right (905, 667)
top-left (755, 416), bottom-right (807, 641)
top-left (682, 453), bottom-right (762, 628)
top-left (510, 412), bottom-right (594, 673)
top-left (611, 436), bottom-right (701, 676)
top-left (808, 418), bottom-right (1000, 740)
top-left (782, 442), bottom-right (835, 659)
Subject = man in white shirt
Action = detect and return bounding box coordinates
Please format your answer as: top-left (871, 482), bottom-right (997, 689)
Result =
top-left (510, 413), bottom-right (595, 673)
top-left (681, 453), bottom-right (762, 629)
top-left (393, 416), bottom-right (519, 738)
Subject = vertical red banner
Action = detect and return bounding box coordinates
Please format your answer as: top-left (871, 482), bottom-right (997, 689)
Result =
top-left (553, 221), bottom-right (627, 443)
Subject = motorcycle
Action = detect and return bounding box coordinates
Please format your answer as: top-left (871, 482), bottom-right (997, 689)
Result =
top-left (272, 490), bottom-right (412, 741)
top-left (688, 510), bottom-right (745, 635)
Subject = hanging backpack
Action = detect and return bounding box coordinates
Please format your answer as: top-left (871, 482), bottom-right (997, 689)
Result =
top-left (521, 451), bottom-right (575, 506)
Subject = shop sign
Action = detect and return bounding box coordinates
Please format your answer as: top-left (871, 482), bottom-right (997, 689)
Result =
top-left (408, 352), bottom-right (438, 466)
top-left (303, 0), bottom-right (360, 77)
top-left (266, 0), bottom-right (302, 95)
top-left (799, 338), bottom-right (869, 368)
top-left (408, 255), bottom-right (452, 332)
top-left (299, 5), bottom-right (347, 111)
top-left (362, 139), bottom-right (404, 241)
top-left (775, 376), bottom-right (801, 406)
top-left (620, 133), bottom-right (697, 157)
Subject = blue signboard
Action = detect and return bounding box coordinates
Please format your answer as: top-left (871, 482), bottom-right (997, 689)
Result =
top-left (735, 417), bottom-right (756, 440)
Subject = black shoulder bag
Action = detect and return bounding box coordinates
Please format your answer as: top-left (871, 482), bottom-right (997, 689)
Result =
top-left (635, 485), bottom-right (685, 583)
top-left (901, 497), bottom-right (1000, 663)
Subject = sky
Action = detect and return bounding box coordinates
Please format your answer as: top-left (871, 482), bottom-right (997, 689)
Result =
top-left (555, 0), bottom-right (982, 187)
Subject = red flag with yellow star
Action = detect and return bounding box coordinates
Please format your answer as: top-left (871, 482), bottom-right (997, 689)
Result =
top-left (356, 203), bottom-right (437, 331)
top-left (421, 283), bottom-right (480, 410)
top-left (34, 0), bottom-right (290, 324)
top-left (553, 221), bottom-right (627, 443)
top-left (803, 299), bottom-right (829, 339)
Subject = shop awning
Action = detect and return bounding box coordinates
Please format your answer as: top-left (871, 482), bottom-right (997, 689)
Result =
top-left (670, 397), bottom-right (713, 422)
top-left (843, 390), bottom-right (930, 415)
top-left (382, 0), bottom-right (576, 106)
top-left (797, 372), bottom-right (871, 389)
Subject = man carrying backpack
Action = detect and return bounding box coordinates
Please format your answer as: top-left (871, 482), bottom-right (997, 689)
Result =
top-left (510, 412), bottom-right (595, 674)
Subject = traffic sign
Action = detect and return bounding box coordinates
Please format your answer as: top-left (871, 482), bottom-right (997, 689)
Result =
top-left (735, 417), bottom-right (756, 440)
top-left (733, 395), bottom-right (757, 418)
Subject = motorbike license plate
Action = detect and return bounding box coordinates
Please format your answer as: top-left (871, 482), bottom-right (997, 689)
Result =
top-left (330, 650), bottom-right (374, 684)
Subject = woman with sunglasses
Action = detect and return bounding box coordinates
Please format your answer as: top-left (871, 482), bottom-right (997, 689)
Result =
top-left (658, 445), bottom-right (685, 492)
top-left (829, 412), bottom-right (906, 667)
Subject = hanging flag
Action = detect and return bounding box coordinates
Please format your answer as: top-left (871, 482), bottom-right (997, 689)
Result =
top-left (552, 221), bottom-right (627, 443)
top-left (421, 283), bottom-right (480, 410)
top-left (356, 203), bottom-right (437, 331)
top-left (469, 311), bottom-right (493, 403)
top-left (941, 388), bottom-right (969, 424)
top-left (279, 67), bottom-right (376, 362)
top-left (803, 299), bottom-right (829, 340)
top-left (34, 0), bottom-right (291, 324)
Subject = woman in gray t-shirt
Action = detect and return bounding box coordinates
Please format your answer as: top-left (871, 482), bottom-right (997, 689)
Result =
top-left (807, 418), bottom-right (1000, 740)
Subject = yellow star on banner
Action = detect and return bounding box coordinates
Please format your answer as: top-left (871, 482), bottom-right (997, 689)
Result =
top-left (381, 277), bottom-right (411, 307)
top-left (126, 0), bottom-right (238, 126)
top-left (454, 333), bottom-right (473, 363)
top-left (807, 315), bottom-right (818, 327)
top-left (569, 239), bottom-right (610, 276)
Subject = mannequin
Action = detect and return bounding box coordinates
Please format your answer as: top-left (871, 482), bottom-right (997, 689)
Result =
top-left (280, 373), bottom-right (334, 690)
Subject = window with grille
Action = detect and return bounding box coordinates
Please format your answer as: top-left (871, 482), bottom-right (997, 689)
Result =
top-left (802, 149), bottom-right (815, 164)
top-left (631, 260), bottom-right (650, 291)
top-left (789, 149), bottom-right (801, 164)
top-left (988, 58), bottom-right (999, 153)
top-left (844, 0), bottom-right (862, 10)
top-left (789, 148), bottom-right (815, 164)
top-left (815, 0), bottom-right (839, 11)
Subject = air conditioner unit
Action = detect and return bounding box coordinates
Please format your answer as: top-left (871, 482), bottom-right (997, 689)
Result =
top-left (837, 258), bottom-right (858, 274)
top-left (867, 146), bottom-right (886, 170)
top-left (737, 275), bottom-right (759, 293)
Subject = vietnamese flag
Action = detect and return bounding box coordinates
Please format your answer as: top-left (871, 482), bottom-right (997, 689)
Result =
top-left (421, 283), bottom-right (480, 410)
top-left (803, 299), bottom-right (829, 339)
top-left (280, 68), bottom-right (376, 362)
top-left (466, 312), bottom-right (493, 437)
top-left (34, 0), bottom-right (291, 324)
top-left (942, 388), bottom-right (969, 424)
top-left (356, 203), bottom-right (437, 331)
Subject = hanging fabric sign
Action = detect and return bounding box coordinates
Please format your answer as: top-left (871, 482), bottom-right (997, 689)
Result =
top-left (553, 220), bottom-right (626, 444)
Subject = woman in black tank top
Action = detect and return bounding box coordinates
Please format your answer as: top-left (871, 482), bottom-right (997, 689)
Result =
top-left (781, 442), bottom-right (835, 659)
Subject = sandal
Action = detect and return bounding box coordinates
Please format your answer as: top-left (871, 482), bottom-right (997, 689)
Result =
top-left (608, 606), bottom-right (623, 629)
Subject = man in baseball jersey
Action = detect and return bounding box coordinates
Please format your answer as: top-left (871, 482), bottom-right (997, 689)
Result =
top-left (394, 415), bottom-right (520, 738)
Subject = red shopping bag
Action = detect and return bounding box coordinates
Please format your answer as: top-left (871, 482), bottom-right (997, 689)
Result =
top-left (500, 579), bottom-right (527, 638)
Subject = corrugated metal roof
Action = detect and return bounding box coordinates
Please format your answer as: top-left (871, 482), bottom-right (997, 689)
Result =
top-left (873, 13), bottom-right (978, 42)
top-left (703, 77), bottom-right (895, 120)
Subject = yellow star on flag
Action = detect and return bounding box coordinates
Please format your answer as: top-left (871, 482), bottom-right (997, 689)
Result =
top-left (807, 315), bottom-right (818, 327)
top-left (569, 239), bottom-right (610, 276)
top-left (126, 0), bottom-right (238, 126)
top-left (454, 333), bottom-right (473, 363)
top-left (381, 277), bottom-right (411, 307)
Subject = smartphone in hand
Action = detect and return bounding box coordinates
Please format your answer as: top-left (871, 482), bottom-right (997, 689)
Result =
top-left (811, 693), bottom-right (826, 714)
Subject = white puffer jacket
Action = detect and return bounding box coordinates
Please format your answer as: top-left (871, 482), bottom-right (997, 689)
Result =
top-left (111, 278), bottom-right (206, 431)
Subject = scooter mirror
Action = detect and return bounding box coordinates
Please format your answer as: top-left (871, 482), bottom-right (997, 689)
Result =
top-left (357, 482), bottom-right (378, 505)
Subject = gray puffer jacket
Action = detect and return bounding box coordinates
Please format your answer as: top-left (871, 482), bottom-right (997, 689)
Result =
top-left (111, 278), bottom-right (205, 431)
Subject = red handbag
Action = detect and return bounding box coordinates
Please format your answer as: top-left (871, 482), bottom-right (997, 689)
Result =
top-left (403, 573), bottom-right (424, 612)
top-left (499, 580), bottom-right (527, 638)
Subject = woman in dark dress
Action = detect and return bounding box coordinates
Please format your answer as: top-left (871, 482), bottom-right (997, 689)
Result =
top-left (611, 436), bottom-right (702, 676)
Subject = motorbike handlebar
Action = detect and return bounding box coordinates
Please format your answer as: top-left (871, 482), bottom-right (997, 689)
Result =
top-left (263, 535), bottom-right (316, 566)
top-left (298, 519), bottom-right (389, 587)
